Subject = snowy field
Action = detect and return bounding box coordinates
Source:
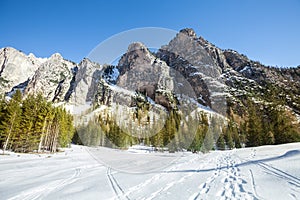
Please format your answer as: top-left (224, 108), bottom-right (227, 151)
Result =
top-left (0, 143), bottom-right (300, 200)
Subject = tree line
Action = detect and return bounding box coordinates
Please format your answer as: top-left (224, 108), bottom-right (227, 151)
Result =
top-left (74, 98), bottom-right (300, 153)
top-left (73, 104), bottom-right (225, 153)
top-left (3, 90), bottom-right (298, 154)
top-left (0, 90), bottom-right (74, 153)
top-left (243, 99), bottom-right (300, 147)
top-left (215, 99), bottom-right (300, 150)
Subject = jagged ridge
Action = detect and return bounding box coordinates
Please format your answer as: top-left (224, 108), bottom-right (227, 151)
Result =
top-left (0, 29), bottom-right (299, 121)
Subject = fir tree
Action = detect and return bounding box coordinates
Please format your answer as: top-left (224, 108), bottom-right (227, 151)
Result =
top-left (225, 128), bottom-right (234, 149)
top-left (270, 106), bottom-right (300, 144)
top-left (216, 133), bottom-right (226, 150)
top-left (246, 101), bottom-right (262, 147)
top-left (0, 90), bottom-right (22, 153)
top-left (0, 95), bottom-right (6, 148)
top-left (201, 128), bottom-right (214, 152)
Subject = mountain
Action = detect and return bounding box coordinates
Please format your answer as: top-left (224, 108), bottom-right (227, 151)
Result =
top-left (196, 32), bottom-right (300, 117)
top-left (0, 28), bottom-right (299, 118)
top-left (156, 28), bottom-right (300, 118)
top-left (0, 47), bottom-right (42, 94)
top-left (1, 28), bottom-right (300, 149)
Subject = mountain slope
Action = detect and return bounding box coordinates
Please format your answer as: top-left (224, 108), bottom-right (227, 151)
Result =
top-left (1, 30), bottom-right (299, 117)
top-left (197, 33), bottom-right (300, 117)
top-left (0, 47), bottom-right (42, 94)
top-left (0, 29), bottom-right (299, 149)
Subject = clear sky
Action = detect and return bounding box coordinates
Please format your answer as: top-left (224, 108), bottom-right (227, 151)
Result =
top-left (0, 0), bottom-right (299, 67)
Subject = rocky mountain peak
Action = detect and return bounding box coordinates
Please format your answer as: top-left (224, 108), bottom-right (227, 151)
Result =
top-left (28, 52), bottom-right (47, 64)
top-left (50, 53), bottom-right (63, 61)
top-left (198, 36), bottom-right (216, 49)
top-left (117, 41), bottom-right (154, 76)
top-left (0, 47), bottom-right (23, 54)
top-left (179, 28), bottom-right (197, 39)
top-left (79, 57), bottom-right (95, 68)
top-left (0, 47), bottom-right (41, 93)
top-left (127, 42), bottom-right (148, 52)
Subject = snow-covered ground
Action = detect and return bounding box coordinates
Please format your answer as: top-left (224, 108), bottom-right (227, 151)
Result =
top-left (0, 143), bottom-right (300, 200)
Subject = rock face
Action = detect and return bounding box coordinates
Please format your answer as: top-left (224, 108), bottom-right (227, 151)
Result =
top-left (0, 47), bottom-right (41, 94)
top-left (25, 53), bottom-right (76, 102)
top-left (156, 29), bottom-right (226, 113)
top-left (0, 28), bottom-right (299, 119)
top-left (68, 58), bottom-right (102, 105)
top-left (92, 42), bottom-right (179, 111)
top-left (116, 42), bottom-right (176, 108)
top-left (196, 33), bottom-right (300, 116)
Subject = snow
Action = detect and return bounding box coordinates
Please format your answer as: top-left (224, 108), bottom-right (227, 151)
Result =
top-left (109, 84), bottom-right (135, 96)
top-left (110, 67), bottom-right (120, 82)
top-left (127, 145), bottom-right (155, 154)
top-left (146, 96), bottom-right (156, 105)
top-left (28, 53), bottom-right (47, 63)
top-left (64, 101), bottom-right (93, 115)
top-left (239, 66), bottom-right (250, 73)
top-left (104, 67), bottom-right (120, 83)
top-left (189, 72), bottom-right (204, 77)
top-left (197, 94), bottom-right (205, 103)
top-left (210, 92), bottom-right (229, 97)
top-left (1, 143), bottom-right (300, 200)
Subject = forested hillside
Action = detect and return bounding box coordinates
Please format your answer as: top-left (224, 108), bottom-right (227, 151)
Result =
top-left (0, 90), bottom-right (74, 153)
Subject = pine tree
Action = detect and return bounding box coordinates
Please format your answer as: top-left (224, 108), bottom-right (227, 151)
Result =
top-left (188, 112), bottom-right (208, 153)
top-left (29, 94), bottom-right (47, 152)
top-left (37, 100), bottom-right (53, 152)
top-left (216, 133), bottom-right (226, 150)
top-left (48, 107), bottom-right (61, 153)
top-left (270, 106), bottom-right (300, 144)
top-left (188, 123), bottom-right (205, 153)
top-left (201, 128), bottom-right (214, 152)
top-left (18, 94), bottom-right (35, 152)
top-left (43, 106), bottom-right (55, 152)
top-left (239, 121), bottom-right (247, 147)
top-left (0, 90), bottom-right (22, 153)
top-left (0, 95), bottom-right (6, 148)
top-left (265, 131), bottom-right (275, 145)
top-left (232, 125), bottom-right (241, 148)
top-left (246, 101), bottom-right (262, 147)
top-left (225, 128), bottom-right (234, 149)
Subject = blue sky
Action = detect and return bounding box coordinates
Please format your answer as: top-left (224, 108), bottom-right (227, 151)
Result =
top-left (0, 0), bottom-right (299, 67)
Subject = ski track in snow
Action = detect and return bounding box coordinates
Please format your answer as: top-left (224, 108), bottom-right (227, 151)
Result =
top-left (257, 162), bottom-right (300, 187)
top-left (235, 148), bottom-right (300, 200)
top-left (113, 153), bottom-right (209, 200)
top-left (6, 163), bottom-right (105, 200)
top-left (143, 155), bottom-right (208, 200)
top-left (1, 143), bottom-right (300, 200)
top-left (8, 167), bottom-right (82, 200)
top-left (189, 154), bottom-right (222, 200)
top-left (252, 159), bottom-right (300, 200)
top-left (249, 169), bottom-right (262, 200)
top-left (107, 167), bottom-right (130, 200)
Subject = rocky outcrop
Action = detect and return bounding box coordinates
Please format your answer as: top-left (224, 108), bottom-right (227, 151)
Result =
top-left (68, 58), bottom-right (102, 105)
top-left (116, 42), bottom-right (177, 109)
top-left (0, 47), bottom-right (41, 93)
top-left (194, 29), bottom-right (300, 117)
top-left (156, 29), bottom-right (227, 114)
top-left (24, 53), bottom-right (75, 102)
